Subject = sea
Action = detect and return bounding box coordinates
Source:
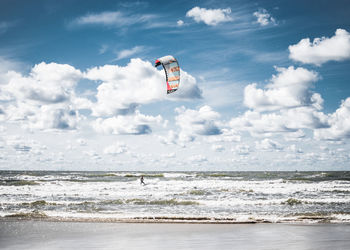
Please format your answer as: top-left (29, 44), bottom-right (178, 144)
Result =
top-left (1, 171), bottom-right (350, 223)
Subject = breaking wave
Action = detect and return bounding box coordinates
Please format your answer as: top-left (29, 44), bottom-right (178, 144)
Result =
top-left (1, 171), bottom-right (349, 223)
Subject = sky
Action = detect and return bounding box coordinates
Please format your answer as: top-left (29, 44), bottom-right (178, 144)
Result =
top-left (1, 0), bottom-right (350, 171)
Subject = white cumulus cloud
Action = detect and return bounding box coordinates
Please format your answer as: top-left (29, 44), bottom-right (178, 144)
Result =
top-left (244, 66), bottom-right (319, 111)
top-left (25, 106), bottom-right (81, 130)
top-left (230, 110), bottom-right (295, 137)
top-left (175, 105), bottom-right (222, 142)
top-left (230, 66), bottom-right (330, 138)
top-left (0, 58), bottom-right (200, 135)
top-left (86, 58), bottom-right (201, 117)
top-left (186, 7), bottom-right (232, 26)
top-left (93, 111), bottom-right (162, 135)
top-left (230, 106), bottom-right (328, 138)
top-left (289, 29), bottom-right (350, 66)
top-left (314, 97), bottom-right (350, 140)
top-left (0, 62), bottom-right (87, 130)
top-left (4, 62), bottom-right (82, 103)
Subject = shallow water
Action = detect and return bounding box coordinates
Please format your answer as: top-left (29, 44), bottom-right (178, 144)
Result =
top-left (1, 171), bottom-right (350, 223)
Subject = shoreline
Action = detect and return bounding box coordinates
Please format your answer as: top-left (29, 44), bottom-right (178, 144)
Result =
top-left (0, 217), bottom-right (263, 224)
top-left (1, 215), bottom-right (349, 224)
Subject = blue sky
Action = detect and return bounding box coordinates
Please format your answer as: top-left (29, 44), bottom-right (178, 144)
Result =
top-left (1, 0), bottom-right (350, 171)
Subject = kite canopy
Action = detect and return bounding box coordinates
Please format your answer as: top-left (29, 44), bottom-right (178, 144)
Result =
top-left (155, 55), bottom-right (180, 94)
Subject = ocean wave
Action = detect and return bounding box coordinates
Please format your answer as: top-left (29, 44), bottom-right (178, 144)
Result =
top-left (188, 189), bottom-right (211, 195)
top-left (0, 180), bottom-right (40, 186)
top-left (126, 199), bottom-right (199, 206)
top-left (1, 198), bottom-right (200, 208)
top-left (124, 174), bottom-right (164, 178)
top-left (4, 211), bottom-right (48, 218)
top-left (1, 171), bottom-right (350, 224)
top-left (163, 173), bottom-right (196, 179)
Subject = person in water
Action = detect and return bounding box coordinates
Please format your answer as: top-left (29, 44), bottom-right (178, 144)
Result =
top-left (140, 175), bottom-right (145, 185)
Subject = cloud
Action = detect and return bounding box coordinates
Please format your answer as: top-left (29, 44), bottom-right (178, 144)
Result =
top-left (71, 11), bottom-right (155, 27)
top-left (177, 20), bottom-right (184, 26)
top-left (162, 152), bottom-right (176, 158)
top-left (158, 130), bottom-right (180, 145)
top-left (229, 66), bottom-right (330, 138)
top-left (175, 105), bottom-right (222, 141)
top-left (284, 130), bottom-right (306, 141)
top-left (244, 66), bottom-right (319, 111)
top-left (170, 71), bottom-right (202, 100)
top-left (314, 97), bottom-right (350, 140)
top-left (92, 111), bottom-right (162, 135)
top-left (77, 138), bottom-right (87, 146)
top-left (188, 154), bottom-right (207, 163)
top-left (229, 110), bottom-right (295, 137)
top-left (6, 137), bottom-right (47, 154)
top-left (255, 138), bottom-right (283, 151)
top-left (4, 62), bottom-right (82, 103)
top-left (186, 7), bottom-right (232, 26)
top-left (232, 144), bottom-right (251, 155)
top-left (104, 142), bottom-right (128, 155)
top-left (13, 143), bottom-right (31, 152)
top-left (0, 58), bottom-right (200, 134)
top-left (1, 62), bottom-right (86, 130)
top-left (289, 29), bottom-right (350, 66)
top-left (25, 106), bottom-right (81, 130)
top-left (211, 144), bottom-right (224, 152)
top-left (115, 46), bottom-right (144, 61)
top-left (205, 128), bottom-right (241, 143)
top-left (86, 58), bottom-right (202, 117)
top-left (229, 106), bottom-right (329, 138)
top-left (280, 106), bottom-right (328, 129)
top-left (0, 125), bottom-right (6, 133)
top-left (253, 9), bottom-right (276, 26)
top-left (288, 144), bottom-right (303, 153)
top-left (83, 150), bottom-right (101, 160)
top-left (0, 57), bottom-right (27, 85)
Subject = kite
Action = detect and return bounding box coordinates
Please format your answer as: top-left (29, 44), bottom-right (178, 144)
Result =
top-left (155, 55), bottom-right (180, 94)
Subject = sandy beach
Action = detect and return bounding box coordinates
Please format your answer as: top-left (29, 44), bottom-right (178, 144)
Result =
top-left (1, 220), bottom-right (349, 250)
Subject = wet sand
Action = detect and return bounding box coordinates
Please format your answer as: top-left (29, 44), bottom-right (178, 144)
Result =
top-left (0, 220), bottom-right (349, 250)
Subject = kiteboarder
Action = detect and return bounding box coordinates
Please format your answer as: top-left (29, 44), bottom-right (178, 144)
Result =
top-left (140, 175), bottom-right (145, 185)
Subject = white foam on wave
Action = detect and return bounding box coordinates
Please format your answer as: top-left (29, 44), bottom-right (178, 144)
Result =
top-left (1, 172), bottom-right (350, 223)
